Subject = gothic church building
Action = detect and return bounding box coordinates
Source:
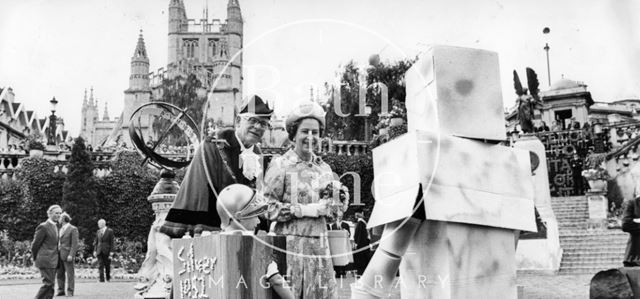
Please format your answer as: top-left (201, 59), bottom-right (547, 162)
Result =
top-left (81, 0), bottom-right (243, 147)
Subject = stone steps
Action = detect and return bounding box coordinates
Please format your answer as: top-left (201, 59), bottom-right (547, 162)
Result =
top-left (560, 241), bottom-right (625, 246)
top-left (559, 236), bottom-right (627, 242)
top-left (559, 229), bottom-right (628, 236)
top-left (556, 213), bottom-right (589, 222)
top-left (562, 256), bottom-right (624, 263)
top-left (559, 266), bottom-right (617, 275)
top-left (560, 260), bottom-right (623, 268)
top-left (560, 243), bottom-right (627, 249)
top-left (560, 238), bottom-right (625, 243)
top-left (551, 196), bottom-right (628, 274)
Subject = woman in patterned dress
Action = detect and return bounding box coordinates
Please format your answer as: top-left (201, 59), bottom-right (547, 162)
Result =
top-left (263, 101), bottom-right (340, 298)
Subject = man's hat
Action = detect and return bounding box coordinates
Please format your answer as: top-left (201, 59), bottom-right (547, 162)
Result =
top-left (238, 95), bottom-right (273, 118)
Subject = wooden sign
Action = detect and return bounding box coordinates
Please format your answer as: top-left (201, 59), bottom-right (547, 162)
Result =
top-left (172, 233), bottom-right (287, 299)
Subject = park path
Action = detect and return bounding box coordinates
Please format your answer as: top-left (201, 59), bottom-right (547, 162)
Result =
top-left (0, 273), bottom-right (592, 299)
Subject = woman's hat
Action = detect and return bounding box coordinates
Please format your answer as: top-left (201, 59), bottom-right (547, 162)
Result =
top-left (285, 101), bottom-right (326, 129)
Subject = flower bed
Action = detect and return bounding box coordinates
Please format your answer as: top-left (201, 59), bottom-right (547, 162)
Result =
top-left (0, 265), bottom-right (137, 280)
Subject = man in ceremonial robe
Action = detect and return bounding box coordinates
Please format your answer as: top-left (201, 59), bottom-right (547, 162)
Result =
top-left (160, 95), bottom-right (273, 238)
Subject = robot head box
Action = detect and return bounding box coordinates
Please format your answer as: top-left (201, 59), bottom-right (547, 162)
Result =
top-left (404, 45), bottom-right (506, 141)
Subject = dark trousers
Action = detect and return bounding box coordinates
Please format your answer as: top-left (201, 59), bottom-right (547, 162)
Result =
top-left (97, 252), bottom-right (111, 282)
top-left (35, 267), bottom-right (56, 299)
top-left (56, 258), bottom-right (75, 294)
top-left (334, 265), bottom-right (346, 278)
top-left (354, 246), bottom-right (371, 275)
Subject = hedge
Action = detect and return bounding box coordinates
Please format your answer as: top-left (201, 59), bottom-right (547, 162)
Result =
top-left (12, 158), bottom-right (66, 241)
top-left (94, 151), bottom-right (157, 248)
top-left (0, 150), bottom-right (160, 257)
top-left (0, 179), bottom-right (29, 241)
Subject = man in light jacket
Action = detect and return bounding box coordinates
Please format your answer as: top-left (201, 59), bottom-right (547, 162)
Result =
top-left (57, 212), bottom-right (79, 296)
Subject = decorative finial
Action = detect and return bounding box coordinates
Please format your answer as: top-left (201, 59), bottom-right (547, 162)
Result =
top-left (103, 102), bottom-right (110, 120)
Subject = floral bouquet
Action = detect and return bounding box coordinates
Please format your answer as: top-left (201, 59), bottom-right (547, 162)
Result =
top-left (319, 180), bottom-right (350, 221)
top-left (375, 112), bottom-right (391, 131)
top-left (581, 168), bottom-right (610, 181)
top-left (389, 103), bottom-right (406, 119)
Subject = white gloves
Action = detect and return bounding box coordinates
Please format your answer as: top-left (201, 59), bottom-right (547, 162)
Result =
top-left (266, 261), bottom-right (279, 279)
top-left (292, 200), bottom-right (330, 218)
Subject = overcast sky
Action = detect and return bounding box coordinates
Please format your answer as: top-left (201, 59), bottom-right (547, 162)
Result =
top-left (1, 0), bottom-right (638, 136)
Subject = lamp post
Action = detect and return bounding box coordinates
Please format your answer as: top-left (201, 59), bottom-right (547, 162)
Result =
top-left (543, 27), bottom-right (551, 86)
top-left (47, 97), bottom-right (58, 146)
top-left (364, 104), bottom-right (372, 142)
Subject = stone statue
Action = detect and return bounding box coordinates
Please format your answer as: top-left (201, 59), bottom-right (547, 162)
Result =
top-left (134, 170), bottom-right (180, 299)
top-left (514, 68), bottom-right (542, 133)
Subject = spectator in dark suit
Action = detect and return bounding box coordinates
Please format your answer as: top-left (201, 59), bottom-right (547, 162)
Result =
top-left (541, 121), bottom-right (550, 132)
top-left (353, 212), bottom-right (371, 275)
top-left (31, 204), bottom-right (62, 299)
top-left (57, 212), bottom-right (79, 296)
top-left (93, 219), bottom-right (115, 282)
top-left (622, 197), bottom-right (640, 267)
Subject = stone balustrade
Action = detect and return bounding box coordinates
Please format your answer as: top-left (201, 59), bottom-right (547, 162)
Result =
top-left (0, 140), bottom-right (370, 181)
top-left (0, 153), bottom-right (26, 180)
top-left (325, 140), bottom-right (370, 156)
top-left (262, 139), bottom-right (370, 157)
top-left (0, 151), bottom-right (117, 181)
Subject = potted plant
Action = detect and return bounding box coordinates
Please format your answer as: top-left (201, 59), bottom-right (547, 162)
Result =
top-left (582, 167), bottom-right (610, 192)
top-left (27, 139), bottom-right (45, 158)
top-left (375, 112), bottom-right (391, 135)
top-left (388, 100), bottom-right (406, 127)
top-left (584, 152), bottom-right (608, 170)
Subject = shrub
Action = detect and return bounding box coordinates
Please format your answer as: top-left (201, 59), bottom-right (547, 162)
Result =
top-left (62, 137), bottom-right (97, 244)
top-left (13, 157), bottom-right (66, 241)
top-left (26, 133), bottom-right (45, 151)
top-left (111, 237), bottom-right (145, 273)
top-left (94, 150), bottom-right (157, 251)
top-left (0, 180), bottom-right (27, 241)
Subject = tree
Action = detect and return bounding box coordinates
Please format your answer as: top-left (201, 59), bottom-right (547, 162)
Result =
top-left (155, 74), bottom-right (206, 145)
top-left (323, 59), bottom-right (414, 140)
top-left (61, 137), bottom-right (97, 243)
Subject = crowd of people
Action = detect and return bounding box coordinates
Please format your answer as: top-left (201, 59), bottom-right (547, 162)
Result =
top-left (1, 144), bottom-right (27, 154)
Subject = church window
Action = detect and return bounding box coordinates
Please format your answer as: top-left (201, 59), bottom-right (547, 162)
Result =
top-left (208, 39), bottom-right (218, 57)
top-left (220, 39), bottom-right (228, 56)
top-left (184, 39), bottom-right (198, 59)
